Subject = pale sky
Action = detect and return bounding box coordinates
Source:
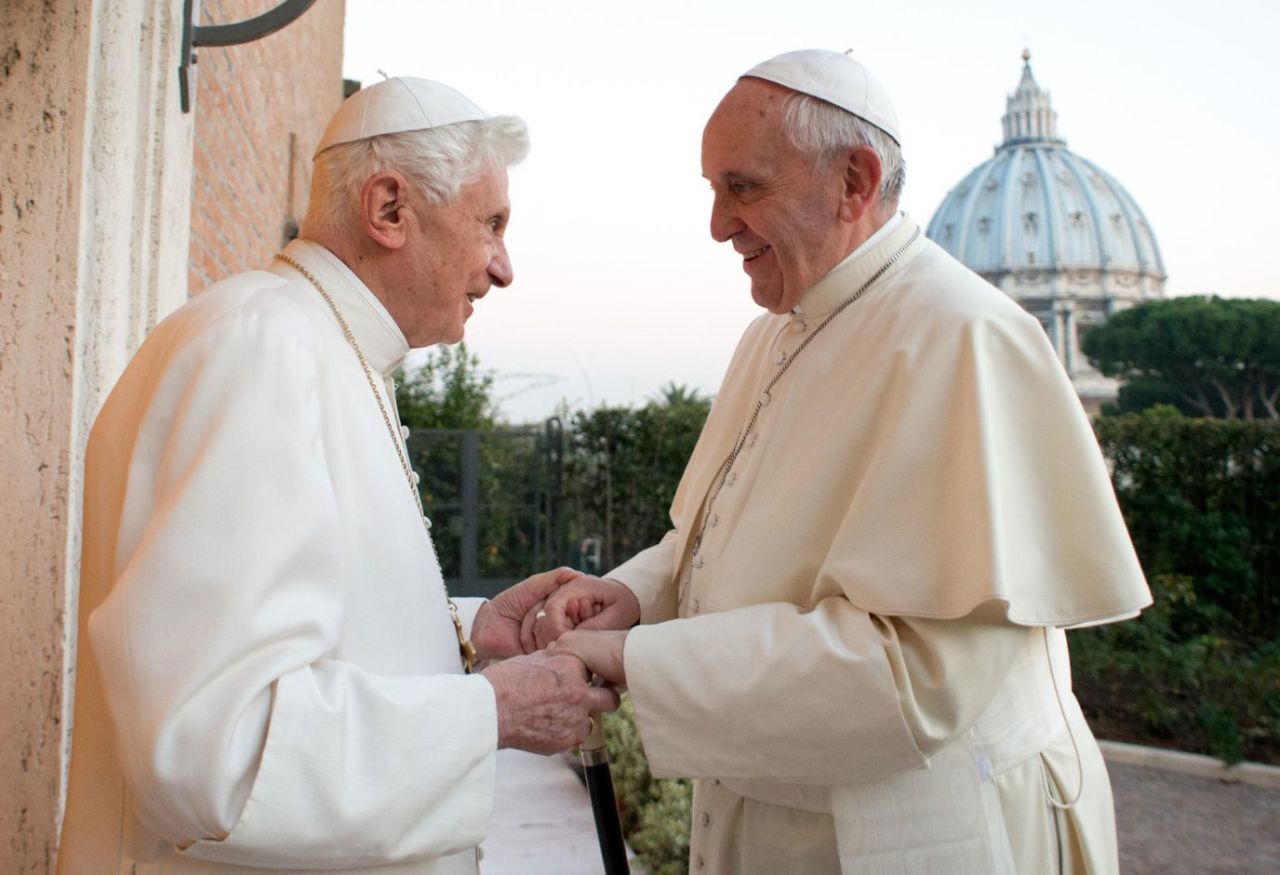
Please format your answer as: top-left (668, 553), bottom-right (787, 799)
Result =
top-left (343, 0), bottom-right (1280, 424)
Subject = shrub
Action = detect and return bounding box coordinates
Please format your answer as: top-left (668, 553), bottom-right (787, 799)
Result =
top-left (604, 697), bottom-right (692, 874)
top-left (1073, 408), bottom-right (1280, 764)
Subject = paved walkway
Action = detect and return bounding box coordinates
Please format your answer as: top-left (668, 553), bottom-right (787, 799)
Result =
top-left (481, 750), bottom-right (607, 874)
top-left (1111, 759), bottom-right (1280, 874)
top-left (481, 746), bottom-right (1280, 874)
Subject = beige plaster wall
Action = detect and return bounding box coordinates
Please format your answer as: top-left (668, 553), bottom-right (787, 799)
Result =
top-left (2, 1), bottom-right (194, 870)
top-left (1, 4), bottom-right (93, 869)
top-left (3, 1), bottom-right (344, 869)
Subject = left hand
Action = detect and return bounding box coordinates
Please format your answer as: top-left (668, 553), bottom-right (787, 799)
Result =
top-left (550, 629), bottom-right (630, 688)
top-left (471, 567), bottom-right (583, 661)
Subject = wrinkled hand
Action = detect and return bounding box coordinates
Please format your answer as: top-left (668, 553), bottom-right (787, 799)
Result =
top-left (471, 567), bottom-right (582, 661)
top-left (482, 651), bottom-right (620, 754)
top-left (550, 630), bottom-right (629, 688)
top-left (527, 575), bottom-right (641, 651)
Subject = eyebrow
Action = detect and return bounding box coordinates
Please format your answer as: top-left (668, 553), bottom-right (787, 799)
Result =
top-left (707, 171), bottom-right (757, 184)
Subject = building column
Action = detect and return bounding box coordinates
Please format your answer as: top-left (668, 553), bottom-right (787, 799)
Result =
top-left (0, 1), bottom-right (192, 870)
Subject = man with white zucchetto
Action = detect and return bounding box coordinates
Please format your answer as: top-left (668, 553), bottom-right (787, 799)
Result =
top-left (536, 50), bottom-right (1152, 873)
top-left (57, 77), bottom-right (618, 874)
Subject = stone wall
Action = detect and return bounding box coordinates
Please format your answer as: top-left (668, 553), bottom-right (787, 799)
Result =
top-left (0, 4), bottom-right (93, 869)
top-left (189, 0), bottom-right (347, 291)
top-left (0, 1), bottom-right (344, 870)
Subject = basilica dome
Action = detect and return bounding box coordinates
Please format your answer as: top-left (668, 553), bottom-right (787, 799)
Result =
top-left (926, 52), bottom-right (1166, 410)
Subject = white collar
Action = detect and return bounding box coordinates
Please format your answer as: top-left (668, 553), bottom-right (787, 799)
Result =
top-left (271, 238), bottom-right (411, 377)
top-left (792, 212), bottom-right (915, 318)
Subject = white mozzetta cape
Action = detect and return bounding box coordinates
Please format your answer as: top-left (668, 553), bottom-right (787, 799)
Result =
top-left (611, 216), bottom-right (1151, 873)
top-left (59, 240), bottom-right (495, 875)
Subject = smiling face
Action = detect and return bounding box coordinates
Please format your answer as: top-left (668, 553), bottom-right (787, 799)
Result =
top-left (387, 163), bottom-right (513, 347)
top-left (702, 79), bottom-right (854, 314)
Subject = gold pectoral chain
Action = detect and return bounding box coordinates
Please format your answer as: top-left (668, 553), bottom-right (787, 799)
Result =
top-left (692, 228), bottom-right (921, 557)
top-left (275, 253), bottom-right (477, 673)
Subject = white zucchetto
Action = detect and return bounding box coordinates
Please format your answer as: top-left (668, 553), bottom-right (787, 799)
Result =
top-left (742, 49), bottom-right (901, 145)
top-left (312, 77), bottom-right (490, 158)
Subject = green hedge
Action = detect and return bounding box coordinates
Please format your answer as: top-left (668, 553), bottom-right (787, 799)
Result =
top-left (1071, 407), bottom-right (1280, 764)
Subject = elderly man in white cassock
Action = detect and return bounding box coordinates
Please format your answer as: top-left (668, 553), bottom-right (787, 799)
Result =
top-left (57, 77), bottom-right (618, 874)
top-left (534, 50), bottom-right (1152, 874)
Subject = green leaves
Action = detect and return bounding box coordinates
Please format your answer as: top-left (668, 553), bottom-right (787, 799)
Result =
top-left (396, 343), bottom-right (498, 430)
top-left (1074, 409), bottom-right (1280, 765)
top-left (1082, 296), bottom-right (1280, 419)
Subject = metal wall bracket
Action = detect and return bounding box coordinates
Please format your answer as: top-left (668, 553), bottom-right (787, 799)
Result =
top-left (179, 0), bottom-right (321, 113)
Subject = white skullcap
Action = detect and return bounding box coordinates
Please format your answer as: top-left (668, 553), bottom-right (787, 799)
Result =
top-left (313, 77), bottom-right (490, 158)
top-left (742, 49), bottom-right (900, 145)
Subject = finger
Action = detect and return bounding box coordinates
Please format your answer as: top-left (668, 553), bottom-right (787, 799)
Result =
top-left (551, 566), bottom-right (584, 586)
top-left (574, 603), bottom-right (635, 632)
top-left (520, 599), bottom-right (544, 653)
top-left (547, 651), bottom-right (591, 683)
top-left (586, 685), bottom-right (621, 714)
top-left (535, 601), bottom-right (576, 650)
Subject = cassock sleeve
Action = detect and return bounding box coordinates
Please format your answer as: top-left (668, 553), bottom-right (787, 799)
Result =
top-left (87, 311), bottom-right (497, 867)
top-left (607, 531), bottom-right (680, 623)
top-left (622, 599), bottom-right (1029, 785)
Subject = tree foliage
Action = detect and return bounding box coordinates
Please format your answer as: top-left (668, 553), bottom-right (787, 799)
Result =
top-left (396, 345), bottom-right (552, 592)
top-left (1072, 406), bottom-right (1280, 764)
top-left (564, 383), bottom-right (712, 570)
top-left (396, 343), bottom-right (498, 430)
top-left (1082, 296), bottom-right (1280, 419)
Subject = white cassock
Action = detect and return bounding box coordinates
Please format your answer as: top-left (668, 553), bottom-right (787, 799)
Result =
top-left (610, 215), bottom-right (1152, 874)
top-left (58, 239), bottom-right (497, 874)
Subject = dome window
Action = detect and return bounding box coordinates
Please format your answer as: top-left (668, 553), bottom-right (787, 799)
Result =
top-left (1024, 212), bottom-right (1039, 233)
top-left (978, 217), bottom-right (991, 234)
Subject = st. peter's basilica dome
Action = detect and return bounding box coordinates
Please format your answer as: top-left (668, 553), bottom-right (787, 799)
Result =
top-left (926, 51), bottom-right (1165, 410)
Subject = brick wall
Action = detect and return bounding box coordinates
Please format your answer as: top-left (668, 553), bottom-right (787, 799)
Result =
top-left (189, 0), bottom-right (347, 292)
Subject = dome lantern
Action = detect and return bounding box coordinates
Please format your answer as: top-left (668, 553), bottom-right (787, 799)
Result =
top-left (1001, 50), bottom-right (1063, 147)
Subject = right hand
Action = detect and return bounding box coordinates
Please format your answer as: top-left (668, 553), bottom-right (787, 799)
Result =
top-left (481, 651), bottom-right (620, 754)
top-left (526, 575), bottom-right (642, 651)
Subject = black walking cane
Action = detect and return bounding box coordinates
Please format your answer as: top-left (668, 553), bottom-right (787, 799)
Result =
top-left (581, 709), bottom-right (629, 874)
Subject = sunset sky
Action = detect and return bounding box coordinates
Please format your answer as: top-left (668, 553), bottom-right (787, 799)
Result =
top-left (344, 0), bottom-right (1279, 422)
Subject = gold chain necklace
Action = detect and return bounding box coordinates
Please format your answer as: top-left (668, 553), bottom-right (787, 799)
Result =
top-left (690, 227), bottom-right (921, 560)
top-left (275, 253), bottom-right (477, 672)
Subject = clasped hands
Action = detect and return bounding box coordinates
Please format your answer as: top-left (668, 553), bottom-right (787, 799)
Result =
top-left (470, 568), bottom-right (640, 756)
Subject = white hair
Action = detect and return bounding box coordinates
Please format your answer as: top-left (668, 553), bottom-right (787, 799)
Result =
top-left (780, 92), bottom-right (905, 209)
top-left (304, 115), bottom-right (530, 235)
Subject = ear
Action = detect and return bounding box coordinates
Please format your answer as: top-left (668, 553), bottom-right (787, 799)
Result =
top-left (836, 146), bottom-right (883, 223)
top-left (359, 171), bottom-right (413, 250)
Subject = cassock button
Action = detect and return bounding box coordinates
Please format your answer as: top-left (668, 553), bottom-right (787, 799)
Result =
top-left (693, 557), bottom-right (705, 570)
top-left (728, 471), bottom-right (738, 486)
top-left (747, 432), bottom-right (759, 448)
top-left (695, 854), bottom-right (706, 870)
top-left (700, 811), bottom-right (711, 827)
top-left (411, 471), bottom-right (421, 486)
top-left (790, 319), bottom-right (808, 333)
top-left (760, 390), bottom-right (772, 406)
top-left (775, 350), bottom-right (787, 365)
top-left (692, 599), bottom-right (701, 613)
top-left (710, 513), bottom-right (720, 528)
top-left (400, 425), bottom-right (411, 440)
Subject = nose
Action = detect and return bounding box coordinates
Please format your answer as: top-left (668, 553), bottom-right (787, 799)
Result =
top-left (488, 242), bottom-right (513, 288)
top-left (709, 190), bottom-right (743, 243)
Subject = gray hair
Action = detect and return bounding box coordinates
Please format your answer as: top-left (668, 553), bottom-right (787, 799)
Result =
top-left (780, 92), bottom-right (905, 209)
top-left (304, 115), bottom-right (530, 235)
